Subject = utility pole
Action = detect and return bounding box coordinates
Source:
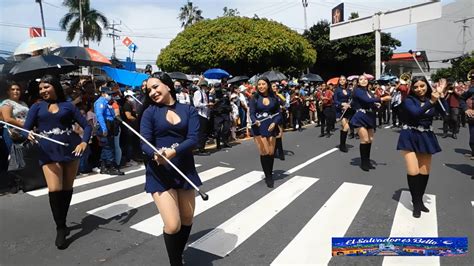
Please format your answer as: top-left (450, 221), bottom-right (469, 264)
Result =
top-left (302, 0), bottom-right (308, 31)
top-left (79, 0), bottom-right (85, 46)
top-left (35, 0), bottom-right (46, 37)
top-left (107, 20), bottom-right (122, 59)
top-left (454, 16), bottom-right (474, 55)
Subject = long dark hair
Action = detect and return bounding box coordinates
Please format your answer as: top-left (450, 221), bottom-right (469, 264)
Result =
top-left (255, 77), bottom-right (276, 99)
top-left (409, 76), bottom-right (431, 98)
top-left (39, 75), bottom-right (66, 102)
top-left (138, 72), bottom-right (177, 122)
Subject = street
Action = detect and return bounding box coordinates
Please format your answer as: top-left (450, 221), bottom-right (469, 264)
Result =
top-left (1, 121), bottom-right (473, 266)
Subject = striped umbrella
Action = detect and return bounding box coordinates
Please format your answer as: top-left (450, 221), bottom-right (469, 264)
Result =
top-left (14, 37), bottom-right (60, 55)
top-left (52, 46), bottom-right (111, 66)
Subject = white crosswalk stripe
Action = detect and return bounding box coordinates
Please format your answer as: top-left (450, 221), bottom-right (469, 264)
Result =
top-left (130, 171), bottom-right (263, 236)
top-left (188, 175), bottom-right (318, 257)
top-left (271, 182), bottom-right (372, 265)
top-left (87, 166), bottom-right (234, 219)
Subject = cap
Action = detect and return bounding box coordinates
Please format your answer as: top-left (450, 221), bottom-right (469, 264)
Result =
top-left (198, 80), bottom-right (208, 87)
top-left (100, 87), bottom-right (114, 94)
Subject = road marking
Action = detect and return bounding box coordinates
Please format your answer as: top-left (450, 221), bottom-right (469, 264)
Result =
top-left (131, 171), bottom-right (264, 236)
top-left (384, 125), bottom-right (393, 129)
top-left (471, 201), bottom-right (474, 207)
top-left (27, 166), bottom-right (146, 197)
top-left (188, 176), bottom-right (318, 257)
top-left (382, 191), bottom-right (438, 266)
top-left (271, 182), bottom-right (372, 265)
top-left (87, 166), bottom-right (234, 219)
top-left (284, 148), bottom-right (338, 175)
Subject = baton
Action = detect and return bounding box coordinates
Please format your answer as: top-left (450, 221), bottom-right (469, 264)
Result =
top-left (114, 117), bottom-right (209, 201)
top-left (236, 113), bottom-right (280, 132)
top-left (336, 99), bottom-right (352, 122)
top-left (408, 50), bottom-right (448, 115)
top-left (0, 120), bottom-right (69, 146)
top-left (131, 95), bottom-right (143, 105)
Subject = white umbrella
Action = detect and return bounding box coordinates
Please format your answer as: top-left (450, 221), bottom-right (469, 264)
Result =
top-left (14, 37), bottom-right (60, 55)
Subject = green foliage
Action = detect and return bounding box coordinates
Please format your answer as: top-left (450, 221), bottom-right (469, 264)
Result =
top-left (223, 7), bottom-right (239, 17)
top-left (303, 20), bottom-right (401, 79)
top-left (59, 0), bottom-right (108, 46)
top-left (157, 16), bottom-right (316, 75)
top-left (431, 52), bottom-right (474, 81)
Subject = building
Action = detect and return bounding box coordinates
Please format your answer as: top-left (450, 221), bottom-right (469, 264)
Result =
top-left (417, 0), bottom-right (474, 74)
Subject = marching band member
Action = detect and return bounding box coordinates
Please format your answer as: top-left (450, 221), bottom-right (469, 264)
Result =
top-left (460, 71), bottom-right (474, 162)
top-left (23, 75), bottom-right (91, 249)
top-left (249, 77), bottom-right (282, 188)
top-left (334, 75), bottom-right (353, 152)
top-left (397, 77), bottom-right (447, 218)
top-left (350, 74), bottom-right (391, 171)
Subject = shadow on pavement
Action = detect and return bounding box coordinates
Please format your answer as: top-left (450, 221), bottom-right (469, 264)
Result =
top-left (444, 163), bottom-right (473, 177)
top-left (454, 148), bottom-right (471, 155)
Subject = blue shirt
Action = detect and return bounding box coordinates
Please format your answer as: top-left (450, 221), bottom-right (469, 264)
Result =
top-left (399, 95), bottom-right (447, 128)
top-left (351, 87), bottom-right (380, 110)
top-left (94, 96), bottom-right (115, 133)
top-left (334, 86), bottom-right (351, 110)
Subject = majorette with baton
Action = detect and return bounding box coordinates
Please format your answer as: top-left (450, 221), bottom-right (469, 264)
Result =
top-left (249, 77), bottom-right (282, 188)
top-left (21, 75), bottom-right (91, 249)
top-left (334, 75), bottom-right (354, 152)
top-left (129, 72), bottom-right (207, 266)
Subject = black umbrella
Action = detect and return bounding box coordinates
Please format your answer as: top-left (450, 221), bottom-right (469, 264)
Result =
top-left (228, 75), bottom-right (249, 84)
top-left (168, 71), bottom-right (190, 81)
top-left (9, 55), bottom-right (78, 80)
top-left (261, 70), bottom-right (287, 82)
top-left (301, 73), bottom-right (323, 82)
top-left (52, 46), bottom-right (111, 66)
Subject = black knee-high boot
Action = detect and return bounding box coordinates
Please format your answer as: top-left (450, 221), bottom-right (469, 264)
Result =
top-left (275, 138), bottom-right (285, 160)
top-left (62, 190), bottom-right (73, 235)
top-left (163, 231), bottom-right (184, 266)
top-left (407, 174), bottom-right (421, 218)
top-left (470, 142), bottom-right (474, 156)
top-left (367, 143), bottom-right (375, 169)
top-left (349, 129), bottom-right (355, 139)
top-left (339, 131), bottom-right (348, 152)
top-left (359, 144), bottom-right (370, 171)
top-left (263, 155), bottom-right (274, 188)
top-left (49, 191), bottom-right (68, 249)
top-left (417, 174), bottom-right (430, 212)
top-left (178, 224), bottom-right (192, 256)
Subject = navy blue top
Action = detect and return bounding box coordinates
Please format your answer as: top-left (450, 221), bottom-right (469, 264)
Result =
top-left (140, 103), bottom-right (201, 192)
top-left (249, 95), bottom-right (282, 137)
top-left (351, 87), bottom-right (380, 110)
top-left (334, 86), bottom-right (351, 110)
top-left (399, 95), bottom-right (448, 128)
top-left (23, 101), bottom-right (92, 165)
top-left (460, 86), bottom-right (474, 111)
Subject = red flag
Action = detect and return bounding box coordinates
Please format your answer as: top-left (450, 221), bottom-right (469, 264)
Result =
top-left (29, 27), bottom-right (43, 38)
top-left (122, 37), bottom-right (133, 47)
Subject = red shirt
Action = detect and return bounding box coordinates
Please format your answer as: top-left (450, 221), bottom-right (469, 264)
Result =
top-left (398, 85), bottom-right (409, 100)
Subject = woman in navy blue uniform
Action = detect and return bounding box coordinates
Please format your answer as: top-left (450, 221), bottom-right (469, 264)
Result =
top-left (460, 72), bottom-right (474, 162)
top-left (249, 77), bottom-right (282, 188)
top-left (334, 75), bottom-right (354, 152)
top-left (350, 74), bottom-right (391, 171)
top-left (397, 76), bottom-right (447, 218)
top-left (23, 75), bottom-right (91, 249)
top-left (139, 72), bottom-right (201, 266)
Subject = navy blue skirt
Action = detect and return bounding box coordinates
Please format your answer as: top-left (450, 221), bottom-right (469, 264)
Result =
top-left (251, 118), bottom-right (279, 137)
top-left (350, 111), bottom-right (376, 129)
top-left (397, 129), bottom-right (441, 154)
top-left (337, 108), bottom-right (355, 120)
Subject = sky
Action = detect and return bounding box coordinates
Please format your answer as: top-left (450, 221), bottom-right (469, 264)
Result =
top-left (0, 0), bottom-right (455, 70)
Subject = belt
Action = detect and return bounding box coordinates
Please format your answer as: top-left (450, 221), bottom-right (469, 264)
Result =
top-left (356, 109), bottom-right (373, 113)
top-left (256, 112), bottom-right (271, 119)
top-left (402, 125), bottom-right (433, 132)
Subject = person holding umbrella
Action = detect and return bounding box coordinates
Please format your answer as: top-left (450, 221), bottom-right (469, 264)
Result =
top-left (23, 75), bottom-right (92, 249)
top-left (249, 77), bottom-right (282, 188)
top-left (350, 74), bottom-right (391, 171)
top-left (139, 72), bottom-right (202, 265)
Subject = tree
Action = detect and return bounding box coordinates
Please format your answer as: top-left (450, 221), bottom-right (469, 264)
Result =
top-left (223, 7), bottom-right (239, 17)
top-left (349, 12), bottom-right (359, 20)
top-left (303, 20), bottom-right (401, 79)
top-left (178, 1), bottom-right (204, 29)
top-left (157, 16), bottom-right (316, 75)
top-left (431, 52), bottom-right (474, 81)
top-left (59, 0), bottom-right (108, 47)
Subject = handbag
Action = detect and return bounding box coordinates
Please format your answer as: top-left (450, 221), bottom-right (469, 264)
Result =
top-left (7, 142), bottom-right (26, 172)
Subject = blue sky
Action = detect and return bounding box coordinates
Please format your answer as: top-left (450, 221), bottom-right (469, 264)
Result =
top-left (0, 0), bottom-right (454, 68)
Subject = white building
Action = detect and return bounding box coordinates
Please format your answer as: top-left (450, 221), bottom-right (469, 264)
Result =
top-left (417, 0), bottom-right (474, 75)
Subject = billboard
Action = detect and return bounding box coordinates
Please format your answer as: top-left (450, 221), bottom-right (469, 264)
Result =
top-left (332, 3), bottom-right (344, 24)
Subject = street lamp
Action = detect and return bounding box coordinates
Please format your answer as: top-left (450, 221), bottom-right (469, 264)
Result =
top-left (35, 0), bottom-right (46, 37)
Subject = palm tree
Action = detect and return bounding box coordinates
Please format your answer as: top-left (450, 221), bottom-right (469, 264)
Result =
top-left (59, 0), bottom-right (108, 47)
top-left (178, 1), bottom-right (204, 28)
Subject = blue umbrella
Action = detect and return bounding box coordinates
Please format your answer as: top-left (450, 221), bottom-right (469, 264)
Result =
top-left (203, 68), bottom-right (230, 79)
top-left (102, 66), bottom-right (149, 87)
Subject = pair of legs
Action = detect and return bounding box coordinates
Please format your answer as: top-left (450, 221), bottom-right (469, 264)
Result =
top-left (401, 151), bottom-right (432, 218)
top-left (255, 135), bottom-right (276, 188)
top-left (42, 160), bottom-right (79, 249)
top-left (153, 188), bottom-right (196, 265)
top-left (357, 127), bottom-right (375, 171)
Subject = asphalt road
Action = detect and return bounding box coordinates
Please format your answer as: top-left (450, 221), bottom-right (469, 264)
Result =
top-left (1, 121), bottom-right (472, 266)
